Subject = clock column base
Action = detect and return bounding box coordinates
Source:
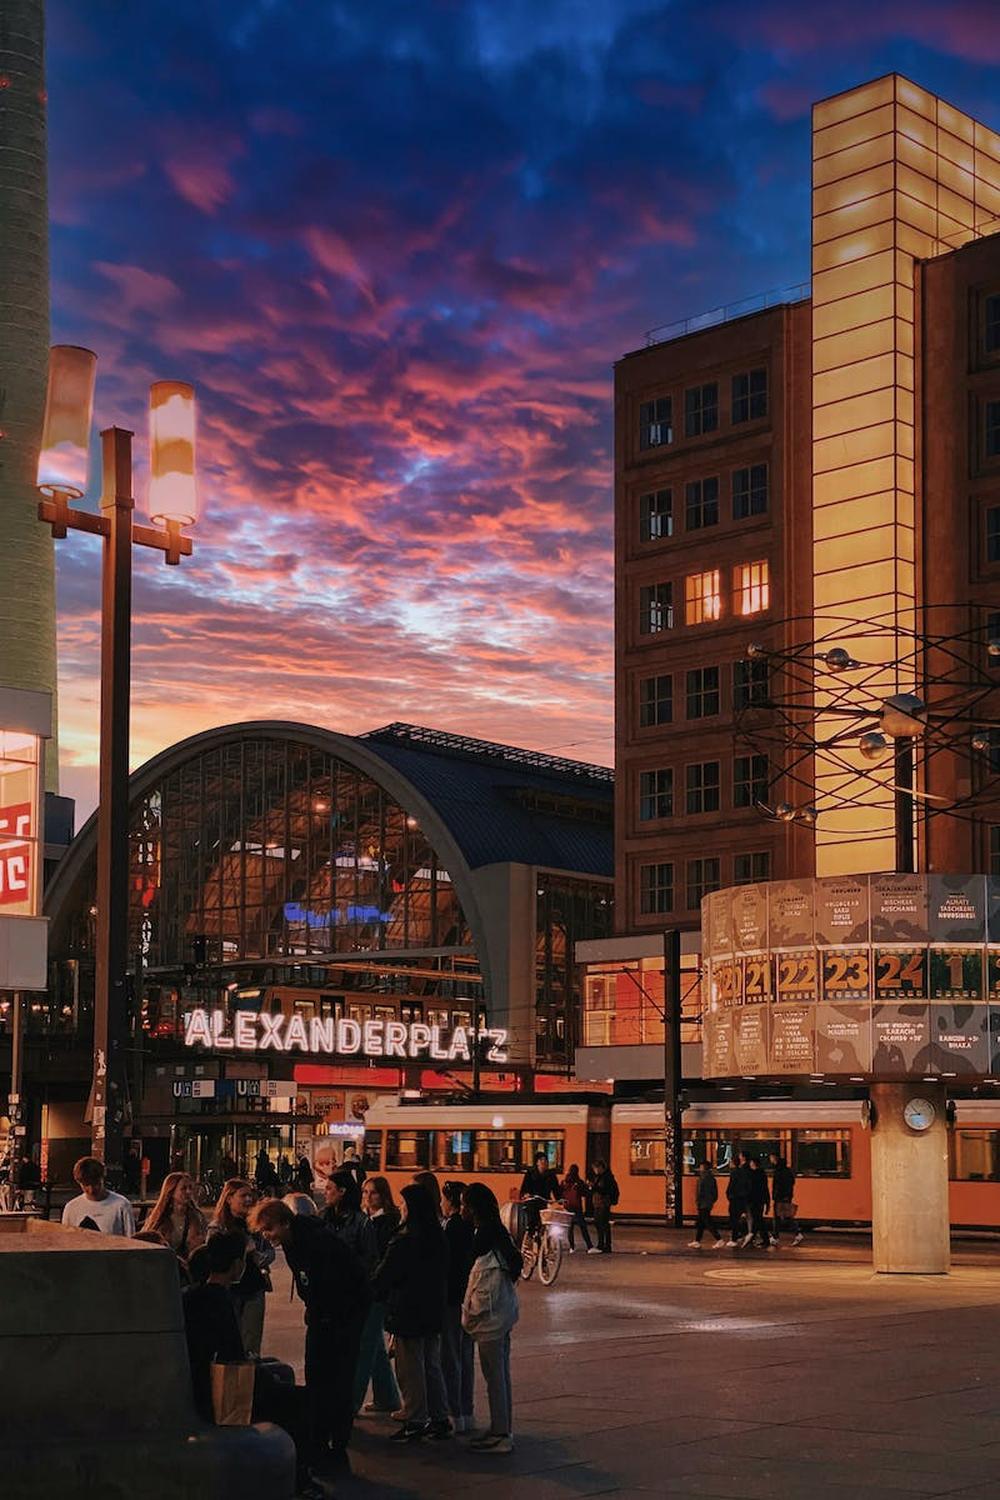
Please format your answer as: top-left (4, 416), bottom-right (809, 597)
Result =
top-left (870, 1082), bottom-right (950, 1274)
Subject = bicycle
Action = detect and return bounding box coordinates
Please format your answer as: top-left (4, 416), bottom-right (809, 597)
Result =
top-left (519, 1198), bottom-right (572, 1285)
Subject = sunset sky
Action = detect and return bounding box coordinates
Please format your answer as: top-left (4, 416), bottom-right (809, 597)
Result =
top-left (46, 0), bottom-right (1000, 818)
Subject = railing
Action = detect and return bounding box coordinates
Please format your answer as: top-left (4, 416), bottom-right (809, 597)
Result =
top-left (644, 281), bottom-right (811, 348)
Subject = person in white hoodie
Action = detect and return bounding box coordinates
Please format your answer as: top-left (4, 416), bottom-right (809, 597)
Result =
top-left (461, 1183), bottom-right (522, 1454)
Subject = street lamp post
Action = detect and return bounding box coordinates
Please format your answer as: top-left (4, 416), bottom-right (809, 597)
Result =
top-left (37, 349), bottom-right (198, 1174)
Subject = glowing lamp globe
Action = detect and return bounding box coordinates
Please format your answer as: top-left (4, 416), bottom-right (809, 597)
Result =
top-left (36, 345), bottom-right (97, 498)
top-left (148, 381), bottom-right (198, 526)
top-left (859, 730), bottom-right (890, 760)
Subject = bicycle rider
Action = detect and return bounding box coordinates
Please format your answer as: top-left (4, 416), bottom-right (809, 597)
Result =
top-left (519, 1153), bottom-right (561, 1236)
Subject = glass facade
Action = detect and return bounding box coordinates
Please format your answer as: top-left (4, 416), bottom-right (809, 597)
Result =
top-left (535, 873), bottom-right (613, 1067)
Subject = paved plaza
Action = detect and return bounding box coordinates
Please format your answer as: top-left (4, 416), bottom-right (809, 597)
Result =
top-left (261, 1228), bottom-right (1000, 1498)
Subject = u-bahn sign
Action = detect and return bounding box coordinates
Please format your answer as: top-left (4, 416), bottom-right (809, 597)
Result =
top-left (701, 874), bottom-right (1000, 1081)
top-left (183, 1008), bottom-right (510, 1064)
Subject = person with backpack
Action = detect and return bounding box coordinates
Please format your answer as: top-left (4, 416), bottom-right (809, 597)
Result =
top-left (560, 1163), bottom-right (593, 1253)
top-left (461, 1182), bottom-right (522, 1454)
top-left (589, 1159), bottom-right (619, 1254)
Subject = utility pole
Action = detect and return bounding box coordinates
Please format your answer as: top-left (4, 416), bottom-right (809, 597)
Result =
top-left (663, 929), bottom-right (684, 1229)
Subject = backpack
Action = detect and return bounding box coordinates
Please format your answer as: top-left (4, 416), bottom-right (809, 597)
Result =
top-left (462, 1250), bottom-right (520, 1341)
top-left (608, 1172), bottom-right (620, 1207)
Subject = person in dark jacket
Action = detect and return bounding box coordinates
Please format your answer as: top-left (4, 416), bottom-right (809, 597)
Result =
top-left (354, 1176), bottom-right (401, 1414)
top-left (689, 1160), bottom-right (722, 1247)
top-left (322, 1169), bottom-right (378, 1270)
top-left (747, 1157), bottom-right (771, 1246)
top-left (440, 1180), bottom-right (476, 1432)
top-left (726, 1152), bottom-right (753, 1246)
top-left (589, 1160), bottom-right (619, 1254)
top-left (372, 1182), bottom-right (450, 1442)
top-left (769, 1153), bottom-right (802, 1246)
top-left (561, 1164), bottom-right (593, 1253)
top-left (250, 1198), bottom-right (370, 1476)
top-left (295, 1155), bottom-right (314, 1193)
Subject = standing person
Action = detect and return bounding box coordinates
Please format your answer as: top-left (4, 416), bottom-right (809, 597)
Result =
top-left (747, 1157), bottom-right (771, 1246)
top-left (412, 1169), bottom-right (443, 1220)
top-left (589, 1159), bottom-right (619, 1255)
top-left (560, 1163), bottom-right (593, 1253)
top-left (355, 1176), bottom-right (401, 1415)
top-left (123, 1146), bottom-right (142, 1198)
top-left (769, 1152), bottom-right (802, 1246)
top-left (254, 1149), bottom-right (277, 1194)
top-left (144, 1171), bottom-right (208, 1266)
top-left (62, 1156), bottom-right (136, 1236)
top-left (221, 1149), bottom-right (239, 1181)
top-left (322, 1169), bottom-right (378, 1268)
top-left (726, 1151), bottom-right (753, 1247)
top-left (689, 1159), bottom-right (723, 1248)
top-left (461, 1182), bottom-right (522, 1454)
top-left (440, 1181), bottom-right (475, 1434)
top-left (372, 1182), bottom-right (450, 1443)
top-left (277, 1153), bottom-right (293, 1188)
top-left (295, 1154), bottom-right (315, 1194)
top-left (250, 1198), bottom-right (370, 1478)
top-left (209, 1177), bottom-right (276, 1357)
top-left (341, 1145), bottom-right (367, 1189)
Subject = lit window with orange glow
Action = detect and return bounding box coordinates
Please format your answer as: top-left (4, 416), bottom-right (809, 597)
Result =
top-left (685, 569), bottom-right (721, 625)
top-left (733, 560), bottom-right (770, 616)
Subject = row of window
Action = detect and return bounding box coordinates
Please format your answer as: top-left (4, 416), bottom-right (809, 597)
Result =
top-left (639, 464), bottom-right (768, 542)
top-left (370, 1127), bottom-right (565, 1174)
top-left (639, 560), bottom-right (770, 634)
top-left (631, 1128), bottom-right (849, 1178)
top-left (638, 754), bottom-right (770, 823)
top-left (638, 660), bottom-right (769, 728)
top-left (639, 369), bottom-right (768, 451)
top-left (639, 850), bottom-right (771, 914)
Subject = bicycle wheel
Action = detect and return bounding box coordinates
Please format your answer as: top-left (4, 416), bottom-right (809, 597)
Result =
top-left (520, 1231), bottom-right (537, 1281)
top-left (538, 1231), bottom-right (562, 1285)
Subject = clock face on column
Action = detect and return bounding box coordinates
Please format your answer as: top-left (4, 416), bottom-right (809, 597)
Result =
top-left (903, 1097), bottom-right (936, 1132)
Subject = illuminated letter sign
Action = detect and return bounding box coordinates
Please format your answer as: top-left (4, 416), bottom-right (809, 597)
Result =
top-left (0, 802), bottom-right (31, 906)
top-left (183, 1011), bottom-right (510, 1065)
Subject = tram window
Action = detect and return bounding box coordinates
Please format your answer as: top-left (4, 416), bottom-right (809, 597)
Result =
top-left (794, 1129), bottom-right (851, 1178)
top-left (385, 1130), bottom-right (430, 1170)
top-left (362, 1130), bottom-right (383, 1172)
top-left (630, 1129), bottom-right (666, 1175)
top-left (683, 1132), bottom-right (710, 1173)
top-left (729, 1132), bottom-right (782, 1167)
top-left (433, 1129), bottom-right (474, 1172)
top-left (522, 1132), bottom-right (564, 1172)
top-left (473, 1130), bottom-right (519, 1172)
top-left (950, 1129), bottom-right (1000, 1181)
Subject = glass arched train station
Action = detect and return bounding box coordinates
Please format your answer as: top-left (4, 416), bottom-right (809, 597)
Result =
top-left (37, 722), bottom-right (613, 1183)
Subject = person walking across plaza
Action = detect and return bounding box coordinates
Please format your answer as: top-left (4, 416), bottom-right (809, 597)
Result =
top-left (747, 1157), bottom-right (772, 1246)
top-left (355, 1176), bottom-right (401, 1415)
top-left (689, 1159), bottom-right (723, 1247)
top-left (209, 1177), bottom-right (275, 1357)
top-left (589, 1158), bottom-right (619, 1254)
top-left (726, 1151), bottom-right (753, 1246)
top-left (560, 1163), bottom-right (593, 1252)
top-left (462, 1182), bottom-right (522, 1454)
top-left (145, 1171), bottom-right (208, 1269)
top-left (372, 1181), bottom-right (450, 1443)
top-left (61, 1156), bottom-right (136, 1236)
top-left (250, 1198), bottom-right (370, 1477)
top-left (769, 1152), bottom-right (803, 1246)
top-left (441, 1180), bottom-right (476, 1433)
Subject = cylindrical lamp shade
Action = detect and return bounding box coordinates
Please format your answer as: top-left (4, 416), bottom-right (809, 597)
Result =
top-left (36, 345), bottom-right (97, 497)
top-left (149, 380), bottom-right (198, 526)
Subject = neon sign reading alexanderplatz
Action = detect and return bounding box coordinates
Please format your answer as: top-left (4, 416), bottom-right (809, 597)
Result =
top-left (184, 1008), bottom-right (510, 1065)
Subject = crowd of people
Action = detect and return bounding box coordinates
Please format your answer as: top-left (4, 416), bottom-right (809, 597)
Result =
top-left (690, 1151), bottom-right (804, 1249)
top-left (58, 1151), bottom-right (525, 1497)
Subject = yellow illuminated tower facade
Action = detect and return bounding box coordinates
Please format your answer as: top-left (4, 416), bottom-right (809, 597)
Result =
top-left (811, 75), bottom-right (1000, 876)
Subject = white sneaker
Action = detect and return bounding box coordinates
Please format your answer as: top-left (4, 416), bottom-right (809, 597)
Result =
top-left (687, 1240), bottom-right (701, 1248)
top-left (792, 1232), bottom-right (804, 1245)
top-left (740, 1233), bottom-right (753, 1248)
top-left (712, 1238), bottom-right (725, 1249)
top-left (470, 1433), bottom-right (513, 1453)
top-left (725, 1240), bottom-right (738, 1248)
top-left (587, 1246), bottom-right (601, 1254)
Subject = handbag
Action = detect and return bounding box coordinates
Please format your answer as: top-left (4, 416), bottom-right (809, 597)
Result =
top-left (210, 1360), bottom-right (256, 1426)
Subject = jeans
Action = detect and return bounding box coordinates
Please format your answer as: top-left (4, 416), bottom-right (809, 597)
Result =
top-left (568, 1210), bottom-right (592, 1250)
top-left (477, 1334), bottom-right (512, 1436)
top-left (594, 1204), bottom-right (612, 1252)
top-left (353, 1300), bottom-right (400, 1412)
top-left (237, 1290), bottom-right (266, 1358)
top-left (394, 1334), bottom-right (449, 1426)
top-left (440, 1304), bottom-right (475, 1420)
top-left (728, 1199), bottom-right (749, 1240)
top-left (304, 1318), bottom-right (363, 1462)
top-left (693, 1208), bottom-right (720, 1242)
